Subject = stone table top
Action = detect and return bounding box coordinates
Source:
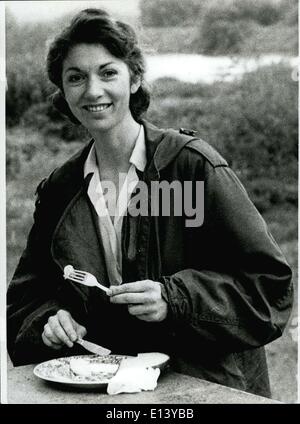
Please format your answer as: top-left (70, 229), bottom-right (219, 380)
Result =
top-left (7, 363), bottom-right (279, 404)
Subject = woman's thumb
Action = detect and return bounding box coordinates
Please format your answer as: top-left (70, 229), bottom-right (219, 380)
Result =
top-left (72, 318), bottom-right (87, 339)
top-left (76, 324), bottom-right (87, 339)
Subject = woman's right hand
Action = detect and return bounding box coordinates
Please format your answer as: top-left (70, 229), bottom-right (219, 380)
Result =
top-left (42, 309), bottom-right (87, 350)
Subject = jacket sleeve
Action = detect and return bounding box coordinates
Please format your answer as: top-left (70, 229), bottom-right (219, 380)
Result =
top-left (7, 179), bottom-right (86, 366)
top-left (160, 161), bottom-right (293, 353)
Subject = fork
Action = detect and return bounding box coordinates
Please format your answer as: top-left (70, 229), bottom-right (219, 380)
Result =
top-left (64, 265), bottom-right (110, 294)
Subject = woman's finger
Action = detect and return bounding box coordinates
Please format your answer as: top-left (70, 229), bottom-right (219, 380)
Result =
top-left (109, 280), bottom-right (156, 296)
top-left (47, 315), bottom-right (73, 347)
top-left (128, 303), bottom-right (157, 316)
top-left (134, 313), bottom-right (158, 322)
top-left (57, 310), bottom-right (77, 342)
top-left (53, 325), bottom-right (74, 347)
top-left (110, 292), bottom-right (151, 305)
top-left (42, 331), bottom-right (64, 350)
top-left (73, 320), bottom-right (87, 339)
top-left (43, 322), bottom-right (63, 345)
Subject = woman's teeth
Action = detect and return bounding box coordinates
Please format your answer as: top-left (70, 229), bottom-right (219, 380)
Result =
top-left (84, 104), bottom-right (111, 112)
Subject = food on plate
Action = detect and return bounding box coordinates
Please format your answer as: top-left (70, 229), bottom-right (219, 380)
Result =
top-left (63, 265), bottom-right (74, 279)
top-left (136, 352), bottom-right (169, 368)
top-left (33, 353), bottom-right (169, 386)
top-left (118, 352), bottom-right (169, 369)
top-left (69, 358), bottom-right (119, 377)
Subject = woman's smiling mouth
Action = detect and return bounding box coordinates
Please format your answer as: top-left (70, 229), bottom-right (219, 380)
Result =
top-left (83, 103), bottom-right (112, 112)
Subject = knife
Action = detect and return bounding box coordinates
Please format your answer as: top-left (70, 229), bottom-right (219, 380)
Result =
top-left (75, 338), bottom-right (111, 356)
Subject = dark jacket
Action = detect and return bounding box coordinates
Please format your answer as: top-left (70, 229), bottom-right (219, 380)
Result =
top-left (7, 120), bottom-right (293, 398)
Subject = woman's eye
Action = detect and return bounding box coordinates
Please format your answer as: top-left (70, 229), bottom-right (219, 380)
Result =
top-left (103, 70), bottom-right (117, 79)
top-left (67, 74), bottom-right (84, 84)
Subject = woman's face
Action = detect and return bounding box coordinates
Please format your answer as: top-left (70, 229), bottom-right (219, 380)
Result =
top-left (62, 43), bottom-right (139, 133)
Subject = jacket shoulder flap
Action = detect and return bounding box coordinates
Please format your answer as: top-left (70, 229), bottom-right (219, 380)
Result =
top-left (184, 138), bottom-right (228, 168)
top-left (35, 177), bottom-right (48, 197)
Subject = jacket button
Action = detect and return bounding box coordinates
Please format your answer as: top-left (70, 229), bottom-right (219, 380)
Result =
top-left (179, 127), bottom-right (197, 136)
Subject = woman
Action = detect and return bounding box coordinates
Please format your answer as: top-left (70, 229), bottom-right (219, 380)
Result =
top-left (7, 8), bottom-right (293, 398)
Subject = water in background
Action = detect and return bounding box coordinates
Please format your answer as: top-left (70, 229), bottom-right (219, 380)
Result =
top-left (145, 54), bottom-right (298, 83)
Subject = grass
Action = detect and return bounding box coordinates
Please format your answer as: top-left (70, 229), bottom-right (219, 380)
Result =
top-left (6, 131), bottom-right (82, 281)
top-left (6, 127), bottom-right (298, 402)
top-left (263, 206), bottom-right (298, 403)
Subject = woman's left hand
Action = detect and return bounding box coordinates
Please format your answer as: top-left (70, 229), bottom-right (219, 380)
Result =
top-left (108, 280), bottom-right (168, 322)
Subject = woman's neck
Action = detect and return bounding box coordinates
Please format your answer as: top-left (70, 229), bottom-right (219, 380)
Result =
top-left (92, 117), bottom-right (141, 172)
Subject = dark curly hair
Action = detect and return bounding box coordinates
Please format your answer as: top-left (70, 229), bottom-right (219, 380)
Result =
top-left (46, 8), bottom-right (150, 124)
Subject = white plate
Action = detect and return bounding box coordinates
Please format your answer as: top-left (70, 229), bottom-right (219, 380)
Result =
top-left (33, 353), bottom-right (170, 389)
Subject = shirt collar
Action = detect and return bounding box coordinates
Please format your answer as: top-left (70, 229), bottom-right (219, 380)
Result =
top-left (84, 124), bottom-right (147, 178)
top-left (129, 124), bottom-right (147, 172)
top-left (84, 143), bottom-right (97, 179)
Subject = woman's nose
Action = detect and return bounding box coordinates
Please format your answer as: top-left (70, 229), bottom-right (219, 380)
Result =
top-left (84, 75), bottom-right (104, 99)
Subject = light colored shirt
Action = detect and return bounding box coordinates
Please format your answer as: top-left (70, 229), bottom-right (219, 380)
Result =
top-left (83, 125), bottom-right (147, 285)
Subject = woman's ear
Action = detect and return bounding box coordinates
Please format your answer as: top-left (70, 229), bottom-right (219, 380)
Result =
top-left (130, 78), bottom-right (141, 94)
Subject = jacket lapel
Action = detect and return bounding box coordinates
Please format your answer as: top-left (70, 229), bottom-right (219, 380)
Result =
top-left (50, 145), bottom-right (109, 295)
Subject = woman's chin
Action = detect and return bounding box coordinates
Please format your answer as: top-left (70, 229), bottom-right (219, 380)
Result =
top-left (81, 118), bottom-right (114, 133)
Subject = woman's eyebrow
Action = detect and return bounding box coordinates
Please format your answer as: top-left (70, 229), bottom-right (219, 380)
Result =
top-left (99, 61), bottom-right (116, 69)
top-left (64, 66), bottom-right (82, 74)
top-left (64, 62), bottom-right (117, 74)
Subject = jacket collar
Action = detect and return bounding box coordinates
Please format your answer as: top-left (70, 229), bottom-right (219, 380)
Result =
top-left (141, 119), bottom-right (197, 179)
top-left (51, 120), bottom-right (194, 194)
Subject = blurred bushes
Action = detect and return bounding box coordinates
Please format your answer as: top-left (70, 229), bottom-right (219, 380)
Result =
top-left (197, 18), bottom-right (249, 55)
top-left (281, 0), bottom-right (298, 26)
top-left (139, 26), bottom-right (197, 54)
top-left (139, 0), bottom-right (289, 28)
top-left (150, 77), bottom-right (220, 99)
top-left (139, 0), bottom-right (298, 55)
top-left (149, 65), bottom-right (297, 174)
top-left (6, 126), bottom-right (84, 180)
top-left (6, 56), bottom-right (49, 127)
top-left (20, 102), bottom-right (89, 141)
top-left (6, 14), bottom-right (54, 127)
top-left (195, 0), bottom-right (297, 54)
top-left (246, 178), bottom-right (297, 212)
top-left (213, 0), bottom-right (282, 26)
top-left (140, 0), bottom-right (202, 27)
top-left (240, 21), bottom-right (298, 56)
